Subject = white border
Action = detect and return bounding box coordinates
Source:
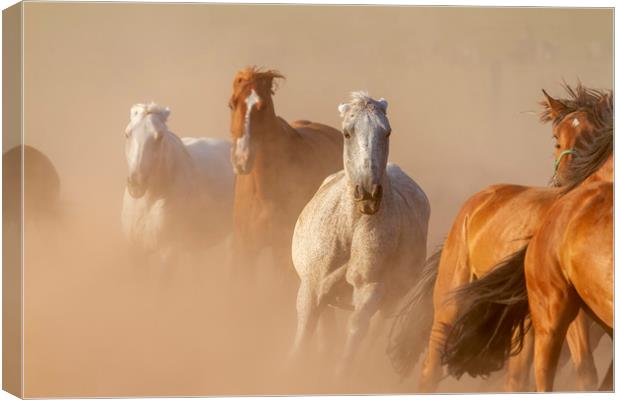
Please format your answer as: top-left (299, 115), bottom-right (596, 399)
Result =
top-left (0, 1), bottom-right (616, 400)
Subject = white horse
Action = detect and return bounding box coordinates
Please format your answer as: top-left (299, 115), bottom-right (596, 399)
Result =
top-left (290, 92), bottom-right (430, 373)
top-left (121, 102), bottom-right (234, 263)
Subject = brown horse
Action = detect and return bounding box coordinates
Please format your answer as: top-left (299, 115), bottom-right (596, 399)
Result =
top-left (440, 124), bottom-right (613, 391)
top-left (387, 84), bottom-right (612, 392)
top-left (526, 185), bottom-right (612, 391)
top-left (228, 67), bottom-right (343, 283)
top-left (3, 145), bottom-right (61, 224)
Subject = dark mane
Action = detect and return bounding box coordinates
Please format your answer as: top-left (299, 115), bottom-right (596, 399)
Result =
top-left (561, 124), bottom-right (614, 192)
top-left (540, 82), bottom-right (612, 129)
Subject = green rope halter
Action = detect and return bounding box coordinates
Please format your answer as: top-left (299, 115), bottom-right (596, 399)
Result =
top-left (553, 149), bottom-right (577, 173)
top-left (553, 148), bottom-right (577, 174)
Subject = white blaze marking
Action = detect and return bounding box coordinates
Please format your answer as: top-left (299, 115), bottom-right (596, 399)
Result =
top-left (235, 89), bottom-right (260, 162)
top-left (572, 118), bottom-right (580, 127)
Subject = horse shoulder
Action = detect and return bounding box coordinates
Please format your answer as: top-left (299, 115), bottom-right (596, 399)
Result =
top-left (319, 170), bottom-right (346, 190)
top-left (296, 171), bottom-right (346, 225)
top-left (562, 183), bottom-right (613, 323)
top-left (292, 174), bottom-right (349, 281)
top-left (386, 164), bottom-right (430, 216)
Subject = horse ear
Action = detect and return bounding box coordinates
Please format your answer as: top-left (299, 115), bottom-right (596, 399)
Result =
top-left (541, 89), bottom-right (567, 121)
top-left (161, 107), bottom-right (171, 122)
top-left (338, 103), bottom-right (351, 117)
top-left (378, 98), bottom-right (388, 113)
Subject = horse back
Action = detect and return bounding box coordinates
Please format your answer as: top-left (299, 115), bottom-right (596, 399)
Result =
top-left (278, 118), bottom-right (344, 199)
top-left (460, 184), bottom-right (560, 277)
top-left (181, 137), bottom-right (234, 196)
top-left (290, 119), bottom-right (343, 159)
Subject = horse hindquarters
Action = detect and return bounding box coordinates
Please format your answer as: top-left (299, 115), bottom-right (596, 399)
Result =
top-left (525, 238), bottom-right (580, 392)
top-left (564, 310), bottom-right (598, 390)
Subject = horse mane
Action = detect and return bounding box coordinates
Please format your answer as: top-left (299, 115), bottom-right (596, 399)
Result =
top-left (130, 102), bottom-right (171, 124)
top-left (539, 82), bottom-right (612, 128)
top-left (228, 66), bottom-right (285, 110)
top-left (235, 66), bottom-right (285, 93)
top-left (561, 124), bottom-right (614, 193)
top-left (344, 91), bottom-right (383, 114)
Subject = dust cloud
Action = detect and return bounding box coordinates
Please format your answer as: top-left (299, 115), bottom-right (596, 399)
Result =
top-left (15, 4), bottom-right (612, 397)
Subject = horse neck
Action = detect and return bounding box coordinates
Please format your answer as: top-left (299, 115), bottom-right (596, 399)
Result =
top-left (584, 154), bottom-right (614, 185)
top-left (149, 131), bottom-right (194, 198)
top-left (248, 102), bottom-right (300, 178)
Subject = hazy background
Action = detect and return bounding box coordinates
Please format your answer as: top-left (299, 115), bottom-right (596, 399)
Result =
top-left (17, 4), bottom-right (612, 397)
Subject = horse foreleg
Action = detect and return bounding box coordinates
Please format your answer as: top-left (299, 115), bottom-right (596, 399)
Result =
top-left (565, 309), bottom-right (598, 391)
top-left (504, 325), bottom-right (534, 392)
top-left (338, 281), bottom-right (384, 377)
top-left (290, 279), bottom-right (321, 361)
top-left (317, 305), bottom-right (338, 359)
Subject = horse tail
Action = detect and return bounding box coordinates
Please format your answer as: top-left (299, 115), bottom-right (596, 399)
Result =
top-left (387, 243), bottom-right (443, 377)
top-left (441, 245), bottom-right (530, 379)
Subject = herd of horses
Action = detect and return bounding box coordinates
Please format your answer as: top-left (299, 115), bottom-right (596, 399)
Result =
top-left (119, 67), bottom-right (613, 392)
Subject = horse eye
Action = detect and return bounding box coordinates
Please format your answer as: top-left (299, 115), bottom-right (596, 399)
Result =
top-left (555, 144), bottom-right (561, 149)
top-left (343, 131), bottom-right (351, 139)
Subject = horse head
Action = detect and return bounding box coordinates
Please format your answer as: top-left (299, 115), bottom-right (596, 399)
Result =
top-left (124, 102), bottom-right (171, 198)
top-left (338, 91), bottom-right (391, 215)
top-left (228, 66), bottom-right (284, 175)
top-left (540, 83), bottom-right (613, 186)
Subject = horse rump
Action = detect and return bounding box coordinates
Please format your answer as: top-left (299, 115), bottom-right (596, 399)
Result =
top-left (387, 243), bottom-right (442, 377)
top-left (441, 246), bottom-right (530, 379)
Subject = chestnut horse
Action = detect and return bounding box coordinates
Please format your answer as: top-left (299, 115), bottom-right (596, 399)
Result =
top-left (228, 67), bottom-right (343, 283)
top-left (441, 124), bottom-right (613, 391)
top-left (387, 84), bottom-right (612, 392)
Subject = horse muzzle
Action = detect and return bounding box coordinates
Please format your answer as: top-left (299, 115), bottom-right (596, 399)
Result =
top-left (354, 184), bottom-right (383, 215)
top-left (126, 176), bottom-right (147, 198)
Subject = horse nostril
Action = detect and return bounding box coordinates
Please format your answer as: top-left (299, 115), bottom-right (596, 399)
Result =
top-left (371, 184), bottom-right (383, 200)
top-left (354, 185), bottom-right (364, 201)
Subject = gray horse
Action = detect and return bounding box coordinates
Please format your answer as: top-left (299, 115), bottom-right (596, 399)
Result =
top-left (290, 91), bottom-right (430, 373)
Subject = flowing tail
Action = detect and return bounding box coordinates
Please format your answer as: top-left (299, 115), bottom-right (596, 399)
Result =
top-left (387, 244), bottom-right (443, 377)
top-left (441, 246), bottom-right (530, 379)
